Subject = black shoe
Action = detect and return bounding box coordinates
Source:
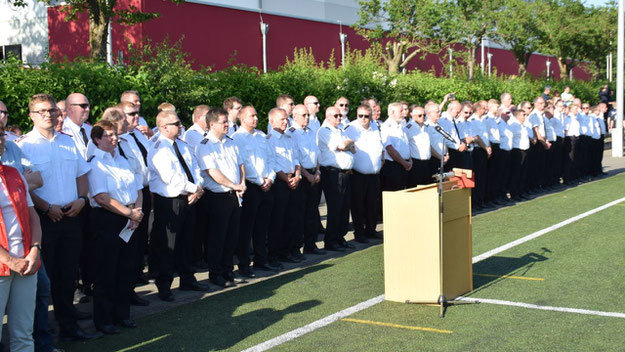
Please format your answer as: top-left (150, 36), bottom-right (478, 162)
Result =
top-left (209, 276), bottom-right (235, 288)
top-left (267, 259), bottom-right (284, 270)
top-left (278, 254), bottom-right (301, 263)
top-left (340, 241), bottom-right (356, 249)
top-left (324, 244), bottom-right (346, 252)
top-left (130, 292), bottom-right (149, 306)
top-left (303, 247), bottom-right (326, 255)
top-left (291, 251), bottom-right (307, 261)
top-left (136, 273), bottom-right (149, 285)
top-left (224, 272), bottom-right (247, 284)
top-left (253, 263), bottom-right (279, 272)
top-left (179, 282), bottom-right (210, 292)
top-left (115, 319), bottom-right (137, 328)
top-left (97, 324), bottom-right (120, 335)
top-left (239, 267), bottom-right (256, 278)
top-left (365, 231), bottom-right (383, 239)
top-left (71, 310), bottom-right (92, 320)
top-left (354, 237), bottom-right (369, 244)
top-left (60, 327), bottom-right (103, 341)
top-left (158, 290), bottom-right (175, 302)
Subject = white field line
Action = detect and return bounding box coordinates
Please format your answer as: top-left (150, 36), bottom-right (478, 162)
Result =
top-left (472, 196), bottom-right (625, 263)
top-left (243, 196), bottom-right (625, 352)
top-left (456, 297), bottom-right (625, 319)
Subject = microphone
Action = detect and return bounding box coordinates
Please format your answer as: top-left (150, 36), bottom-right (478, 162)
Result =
top-left (434, 125), bottom-right (457, 143)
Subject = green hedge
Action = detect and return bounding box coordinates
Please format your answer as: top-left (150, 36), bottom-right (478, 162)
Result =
top-left (0, 40), bottom-right (611, 132)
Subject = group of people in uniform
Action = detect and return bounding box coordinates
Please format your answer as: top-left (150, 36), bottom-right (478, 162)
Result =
top-left (0, 87), bottom-right (609, 350)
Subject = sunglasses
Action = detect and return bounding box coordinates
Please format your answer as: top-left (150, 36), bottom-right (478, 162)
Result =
top-left (357, 114), bottom-right (370, 118)
top-left (163, 121), bottom-right (182, 127)
top-left (339, 104), bottom-right (349, 107)
top-left (125, 111), bottom-right (140, 116)
top-left (332, 114), bottom-right (341, 118)
top-left (70, 103), bottom-right (90, 109)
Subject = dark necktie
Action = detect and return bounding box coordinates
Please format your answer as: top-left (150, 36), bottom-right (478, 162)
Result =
top-left (173, 141), bottom-right (194, 183)
top-left (129, 132), bottom-right (148, 166)
top-left (233, 124), bottom-right (238, 132)
top-left (80, 127), bottom-right (89, 146)
top-left (117, 144), bottom-right (126, 159)
top-left (452, 118), bottom-right (461, 143)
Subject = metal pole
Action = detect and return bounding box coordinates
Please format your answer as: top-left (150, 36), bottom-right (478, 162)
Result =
top-left (607, 55), bottom-right (610, 80)
top-left (612, 0), bottom-right (624, 157)
top-left (260, 22), bottom-right (269, 73)
top-left (339, 33), bottom-right (348, 67)
top-left (487, 53), bottom-right (492, 77)
top-left (610, 51), bottom-right (614, 82)
top-left (481, 37), bottom-right (485, 74)
top-left (106, 20), bottom-right (112, 65)
top-left (402, 53), bottom-right (406, 74)
top-left (569, 69), bottom-right (573, 81)
top-left (546, 60), bottom-right (551, 79)
top-left (449, 49), bottom-right (453, 78)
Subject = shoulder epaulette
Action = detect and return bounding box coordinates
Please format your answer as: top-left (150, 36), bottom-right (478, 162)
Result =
top-left (200, 138), bottom-right (209, 145)
top-left (85, 121), bottom-right (92, 126)
top-left (343, 125), bottom-right (351, 130)
top-left (119, 137), bottom-right (128, 142)
top-left (405, 123), bottom-right (412, 129)
top-left (59, 131), bottom-right (72, 137)
top-left (154, 140), bottom-right (161, 149)
top-left (323, 126), bottom-right (330, 130)
top-left (15, 135), bottom-right (27, 143)
top-left (289, 127), bottom-right (296, 133)
top-left (225, 135), bottom-right (233, 140)
top-left (176, 138), bottom-right (188, 144)
top-left (266, 134), bottom-right (272, 139)
top-left (87, 155), bottom-right (95, 162)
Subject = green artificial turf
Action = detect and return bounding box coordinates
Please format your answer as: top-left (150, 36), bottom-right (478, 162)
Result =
top-left (60, 174), bottom-right (625, 351)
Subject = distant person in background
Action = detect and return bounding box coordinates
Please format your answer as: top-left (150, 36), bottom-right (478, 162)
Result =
top-left (0, 100), bottom-right (19, 142)
top-left (55, 100), bottom-right (67, 132)
top-left (223, 97), bottom-right (242, 136)
top-left (541, 86), bottom-right (551, 102)
top-left (334, 97), bottom-right (350, 128)
top-left (120, 90), bottom-right (153, 138)
top-left (560, 86), bottom-right (573, 106)
top-left (598, 84), bottom-right (611, 105)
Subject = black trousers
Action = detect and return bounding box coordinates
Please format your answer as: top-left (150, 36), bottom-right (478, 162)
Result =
top-left (321, 166), bottom-right (351, 247)
top-left (299, 172), bottom-right (321, 250)
top-left (498, 149), bottom-right (511, 198)
top-left (91, 208), bottom-right (136, 327)
top-left (471, 148), bottom-right (488, 207)
top-left (406, 158), bottom-right (432, 188)
top-left (381, 160), bottom-right (407, 191)
top-left (237, 181), bottom-right (274, 268)
top-left (131, 187), bottom-right (151, 282)
top-left (150, 194), bottom-right (197, 293)
top-left (78, 204), bottom-right (94, 290)
top-left (486, 143), bottom-right (502, 202)
top-left (38, 213), bottom-right (82, 332)
top-left (204, 190), bottom-right (241, 278)
top-left (510, 148), bottom-right (529, 198)
top-left (550, 137), bottom-right (564, 185)
top-left (563, 136), bottom-right (577, 182)
top-left (577, 135), bottom-right (592, 178)
top-left (268, 179), bottom-right (299, 261)
top-left (350, 171), bottom-right (380, 239)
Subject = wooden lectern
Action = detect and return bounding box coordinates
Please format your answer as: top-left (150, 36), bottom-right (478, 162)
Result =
top-left (383, 175), bottom-right (473, 304)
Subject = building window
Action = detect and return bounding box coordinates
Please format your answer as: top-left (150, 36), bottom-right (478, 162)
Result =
top-left (1, 45), bottom-right (23, 61)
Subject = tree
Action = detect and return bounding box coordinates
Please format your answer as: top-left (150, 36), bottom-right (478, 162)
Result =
top-left (536, 0), bottom-right (594, 80)
top-left (493, 0), bottom-right (542, 76)
top-left (353, 0), bottom-right (444, 74)
top-left (435, 0), bottom-right (502, 80)
top-left (581, 3), bottom-right (617, 79)
top-left (11, 0), bottom-right (183, 61)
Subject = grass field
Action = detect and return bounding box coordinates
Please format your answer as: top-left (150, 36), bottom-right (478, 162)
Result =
top-left (61, 173), bottom-right (625, 351)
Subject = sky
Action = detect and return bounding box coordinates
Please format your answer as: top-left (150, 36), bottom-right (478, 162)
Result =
top-left (583, 0), bottom-right (614, 7)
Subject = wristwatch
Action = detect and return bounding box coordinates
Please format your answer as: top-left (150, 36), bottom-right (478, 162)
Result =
top-left (79, 196), bottom-right (89, 203)
top-left (30, 243), bottom-right (42, 251)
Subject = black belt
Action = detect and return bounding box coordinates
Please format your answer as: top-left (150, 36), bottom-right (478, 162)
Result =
top-left (321, 166), bottom-right (350, 173)
top-left (305, 168), bottom-right (316, 174)
top-left (411, 157), bottom-right (429, 162)
top-left (204, 189), bottom-right (236, 195)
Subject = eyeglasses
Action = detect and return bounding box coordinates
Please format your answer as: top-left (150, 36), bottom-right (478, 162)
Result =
top-left (295, 113), bottom-right (310, 117)
top-left (339, 104), bottom-right (349, 107)
top-left (582, 107), bottom-right (590, 109)
top-left (125, 111), bottom-right (140, 116)
top-left (357, 114), bottom-right (370, 119)
top-left (163, 121), bottom-right (182, 127)
top-left (308, 102), bottom-right (320, 105)
top-left (415, 114), bottom-right (425, 117)
top-left (0, 110), bottom-right (7, 115)
top-left (332, 114), bottom-right (341, 118)
top-left (31, 109), bottom-right (58, 116)
top-left (102, 132), bottom-right (118, 138)
top-left (463, 111), bottom-right (472, 114)
top-left (70, 103), bottom-right (90, 109)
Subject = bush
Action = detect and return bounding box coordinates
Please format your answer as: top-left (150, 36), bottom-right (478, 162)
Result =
top-left (0, 41), bottom-right (611, 132)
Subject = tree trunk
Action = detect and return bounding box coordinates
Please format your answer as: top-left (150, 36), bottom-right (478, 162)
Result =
top-left (557, 57), bottom-right (568, 80)
top-left (384, 41), bottom-right (404, 74)
top-left (518, 62), bottom-right (526, 76)
top-left (467, 45), bottom-right (475, 80)
top-left (88, 0), bottom-right (111, 61)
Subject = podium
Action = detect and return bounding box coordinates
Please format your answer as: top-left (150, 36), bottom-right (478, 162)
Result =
top-left (383, 179), bottom-right (473, 304)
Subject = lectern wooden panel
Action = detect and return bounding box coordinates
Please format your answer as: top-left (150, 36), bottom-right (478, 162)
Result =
top-left (383, 182), bottom-right (472, 304)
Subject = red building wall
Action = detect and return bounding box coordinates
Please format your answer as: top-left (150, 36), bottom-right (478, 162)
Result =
top-left (47, 0), bottom-right (590, 80)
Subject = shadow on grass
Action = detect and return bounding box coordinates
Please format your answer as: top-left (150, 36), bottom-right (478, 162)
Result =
top-left (61, 264), bottom-right (331, 352)
top-left (470, 248), bottom-right (551, 294)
